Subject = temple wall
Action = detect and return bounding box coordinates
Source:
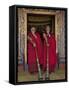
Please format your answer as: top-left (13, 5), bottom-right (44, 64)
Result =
top-left (56, 11), bottom-right (65, 60)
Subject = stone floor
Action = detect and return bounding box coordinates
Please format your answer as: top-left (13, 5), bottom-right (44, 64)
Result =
top-left (18, 64), bottom-right (65, 82)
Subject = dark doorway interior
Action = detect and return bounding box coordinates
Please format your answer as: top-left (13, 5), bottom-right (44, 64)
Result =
top-left (27, 14), bottom-right (55, 36)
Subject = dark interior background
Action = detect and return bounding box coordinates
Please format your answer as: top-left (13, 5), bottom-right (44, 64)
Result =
top-left (27, 14), bottom-right (55, 37)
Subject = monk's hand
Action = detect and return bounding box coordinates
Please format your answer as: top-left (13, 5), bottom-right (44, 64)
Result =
top-left (33, 43), bottom-right (36, 47)
top-left (47, 43), bottom-right (49, 47)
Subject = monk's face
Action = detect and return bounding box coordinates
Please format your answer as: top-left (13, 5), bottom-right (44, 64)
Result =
top-left (45, 26), bottom-right (50, 34)
top-left (31, 27), bottom-right (36, 34)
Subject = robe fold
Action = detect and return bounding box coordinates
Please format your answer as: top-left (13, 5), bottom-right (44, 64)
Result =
top-left (27, 32), bottom-right (43, 73)
top-left (43, 33), bottom-right (57, 73)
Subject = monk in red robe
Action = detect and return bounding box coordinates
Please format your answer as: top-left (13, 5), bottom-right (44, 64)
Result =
top-left (27, 26), bottom-right (43, 73)
top-left (43, 25), bottom-right (57, 73)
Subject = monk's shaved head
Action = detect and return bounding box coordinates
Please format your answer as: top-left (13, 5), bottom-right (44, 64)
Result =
top-left (31, 26), bottom-right (36, 34)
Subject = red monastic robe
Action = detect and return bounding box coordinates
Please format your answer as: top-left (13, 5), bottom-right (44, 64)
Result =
top-left (43, 33), bottom-right (57, 73)
top-left (27, 32), bottom-right (43, 73)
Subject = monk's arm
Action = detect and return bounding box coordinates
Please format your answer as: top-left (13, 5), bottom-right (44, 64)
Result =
top-left (28, 36), bottom-right (36, 47)
top-left (43, 33), bottom-right (49, 47)
top-left (43, 33), bottom-right (48, 43)
top-left (28, 36), bottom-right (33, 44)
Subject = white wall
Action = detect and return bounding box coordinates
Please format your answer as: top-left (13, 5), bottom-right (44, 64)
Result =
top-left (0, 0), bottom-right (69, 90)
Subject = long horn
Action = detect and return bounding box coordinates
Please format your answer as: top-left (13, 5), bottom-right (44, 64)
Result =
top-left (35, 48), bottom-right (43, 81)
top-left (45, 40), bottom-right (50, 80)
